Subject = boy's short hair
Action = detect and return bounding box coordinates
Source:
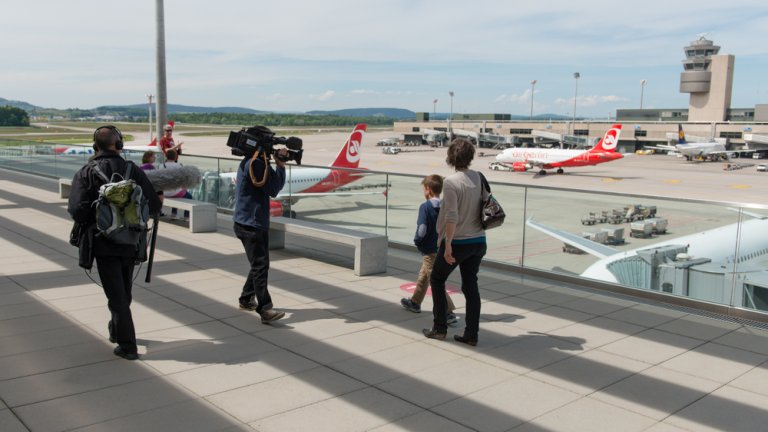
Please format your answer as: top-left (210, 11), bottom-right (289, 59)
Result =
top-left (421, 174), bottom-right (443, 196)
top-left (166, 149), bottom-right (177, 161)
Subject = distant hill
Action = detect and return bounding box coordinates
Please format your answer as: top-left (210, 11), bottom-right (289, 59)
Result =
top-left (307, 108), bottom-right (415, 119)
top-left (0, 97), bottom-right (39, 111)
top-left (114, 104), bottom-right (268, 115)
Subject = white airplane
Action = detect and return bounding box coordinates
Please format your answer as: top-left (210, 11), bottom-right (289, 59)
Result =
top-left (219, 124), bottom-right (377, 216)
top-left (495, 124), bottom-right (623, 175)
top-left (526, 210), bottom-right (768, 286)
top-left (645, 124), bottom-right (753, 162)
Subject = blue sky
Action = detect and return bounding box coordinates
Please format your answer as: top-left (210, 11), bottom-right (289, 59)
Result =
top-left (2, 0), bottom-right (767, 117)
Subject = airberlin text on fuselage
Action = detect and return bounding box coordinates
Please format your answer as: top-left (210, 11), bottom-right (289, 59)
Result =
top-left (504, 150), bottom-right (552, 159)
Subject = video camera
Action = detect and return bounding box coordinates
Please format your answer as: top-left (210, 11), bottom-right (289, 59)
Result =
top-left (226, 125), bottom-right (303, 165)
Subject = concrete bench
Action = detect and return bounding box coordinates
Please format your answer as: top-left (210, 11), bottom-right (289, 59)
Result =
top-left (59, 178), bottom-right (72, 198)
top-left (162, 197), bottom-right (217, 233)
top-left (269, 216), bottom-right (388, 276)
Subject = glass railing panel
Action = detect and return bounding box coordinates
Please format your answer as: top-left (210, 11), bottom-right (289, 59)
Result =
top-left (521, 187), bottom-right (751, 307)
top-left (280, 165), bottom-right (390, 236)
top-left (380, 173), bottom-right (425, 244)
top-left (729, 205), bottom-right (768, 314)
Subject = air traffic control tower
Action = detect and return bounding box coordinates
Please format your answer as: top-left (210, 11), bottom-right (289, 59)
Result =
top-left (680, 36), bottom-right (735, 122)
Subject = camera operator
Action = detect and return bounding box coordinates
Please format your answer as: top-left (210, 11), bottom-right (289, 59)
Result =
top-left (233, 135), bottom-right (288, 323)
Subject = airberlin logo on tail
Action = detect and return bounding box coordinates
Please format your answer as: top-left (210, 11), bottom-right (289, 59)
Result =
top-left (346, 131), bottom-right (363, 164)
top-left (601, 127), bottom-right (620, 151)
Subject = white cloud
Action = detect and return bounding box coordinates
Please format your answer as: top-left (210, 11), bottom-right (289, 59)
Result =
top-left (310, 90), bottom-right (335, 101)
top-left (554, 95), bottom-right (628, 108)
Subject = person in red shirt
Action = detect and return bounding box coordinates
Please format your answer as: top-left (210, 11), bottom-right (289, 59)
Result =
top-left (158, 123), bottom-right (183, 158)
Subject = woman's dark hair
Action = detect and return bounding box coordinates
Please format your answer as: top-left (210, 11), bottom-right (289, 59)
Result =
top-left (445, 138), bottom-right (475, 170)
top-left (141, 151), bottom-right (155, 164)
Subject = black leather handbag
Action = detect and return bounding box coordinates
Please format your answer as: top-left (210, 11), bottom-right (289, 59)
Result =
top-left (479, 173), bottom-right (505, 230)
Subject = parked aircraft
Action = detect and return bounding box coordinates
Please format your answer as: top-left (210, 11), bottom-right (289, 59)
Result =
top-left (495, 124), bottom-right (623, 175)
top-left (644, 124), bottom-right (752, 161)
top-left (219, 124), bottom-right (375, 216)
top-left (526, 210), bottom-right (768, 286)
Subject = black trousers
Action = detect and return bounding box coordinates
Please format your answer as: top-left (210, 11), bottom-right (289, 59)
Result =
top-left (430, 241), bottom-right (487, 337)
top-left (96, 255), bottom-right (137, 354)
top-left (234, 223), bottom-right (273, 313)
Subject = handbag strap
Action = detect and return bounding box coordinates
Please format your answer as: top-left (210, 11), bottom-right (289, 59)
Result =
top-left (478, 172), bottom-right (491, 193)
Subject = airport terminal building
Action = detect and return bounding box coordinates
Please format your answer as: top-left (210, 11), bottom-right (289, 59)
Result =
top-left (394, 37), bottom-right (768, 155)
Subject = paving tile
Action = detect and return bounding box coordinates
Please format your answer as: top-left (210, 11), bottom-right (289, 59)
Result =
top-left (13, 377), bottom-right (195, 432)
top-left (665, 385), bottom-right (768, 432)
top-left (527, 349), bottom-right (651, 395)
top-left (0, 341), bottom-right (114, 381)
top-left (0, 324), bottom-right (106, 357)
top-left (432, 375), bottom-right (581, 431)
top-left (140, 333), bottom-right (281, 375)
top-left (604, 303), bottom-right (687, 328)
top-left (251, 387), bottom-right (420, 432)
top-left (0, 358), bottom-right (156, 407)
top-left (369, 410), bottom-right (474, 432)
top-left (206, 366), bottom-right (366, 423)
top-left (729, 361), bottom-right (768, 397)
top-left (378, 356), bottom-right (516, 408)
top-left (513, 397), bottom-right (657, 432)
top-left (0, 311), bottom-right (78, 339)
top-left (712, 325), bottom-right (768, 355)
top-left (74, 399), bottom-right (243, 432)
top-left (0, 290), bottom-right (38, 307)
top-left (655, 314), bottom-right (741, 341)
top-left (330, 341), bottom-right (464, 385)
top-left (659, 341), bottom-right (767, 383)
top-left (591, 366), bottom-right (722, 420)
top-left (236, 308), bottom-right (373, 347)
top-left (0, 409), bottom-right (29, 432)
top-left (510, 306), bottom-right (595, 332)
top-left (559, 294), bottom-right (637, 316)
top-left (169, 348), bottom-right (319, 396)
top-left (290, 327), bottom-right (414, 365)
top-left (469, 330), bottom-right (586, 374)
top-left (599, 328), bottom-right (704, 365)
top-left (548, 316), bottom-right (646, 349)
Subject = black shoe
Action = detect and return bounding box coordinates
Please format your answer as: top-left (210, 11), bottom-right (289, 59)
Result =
top-left (400, 298), bottom-right (421, 313)
top-left (113, 346), bottom-right (139, 361)
top-left (454, 334), bottom-right (478, 346)
top-left (239, 301), bottom-right (258, 311)
top-left (422, 328), bottom-right (447, 340)
top-left (260, 309), bottom-right (285, 324)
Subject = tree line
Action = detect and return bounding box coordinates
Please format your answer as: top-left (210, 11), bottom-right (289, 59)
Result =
top-left (0, 106), bottom-right (30, 126)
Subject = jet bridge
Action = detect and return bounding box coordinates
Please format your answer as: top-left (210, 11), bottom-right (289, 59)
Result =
top-left (531, 130), bottom-right (597, 148)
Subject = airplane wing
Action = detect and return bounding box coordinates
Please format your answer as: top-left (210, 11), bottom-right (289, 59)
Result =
top-left (526, 218), bottom-right (619, 259)
top-left (643, 145), bottom-right (676, 151)
top-left (276, 190), bottom-right (384, 200)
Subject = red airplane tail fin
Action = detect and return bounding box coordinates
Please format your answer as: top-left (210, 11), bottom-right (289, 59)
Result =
top-left (330, 124), bottom-right (366, 168)
top-left (589, 124), bottom-right (622, 153)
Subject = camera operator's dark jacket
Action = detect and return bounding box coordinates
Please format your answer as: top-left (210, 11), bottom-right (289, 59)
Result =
top-left (68, 151), bottom-right (162, 257)
top-left (233, 155), bottom-right (285, 230)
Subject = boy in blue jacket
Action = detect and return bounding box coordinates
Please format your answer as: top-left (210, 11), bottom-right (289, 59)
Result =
top-left (401, 175), bottom-right (457, 325)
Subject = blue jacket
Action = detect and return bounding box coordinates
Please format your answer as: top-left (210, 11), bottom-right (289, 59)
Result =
top-left (233, 155), bottom-right (285, 230)
top-left (414, 198), bottom-right (440, 254)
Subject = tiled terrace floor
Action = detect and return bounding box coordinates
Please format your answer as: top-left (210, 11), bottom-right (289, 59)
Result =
top-left (1, 169), bottom-right (768, 432)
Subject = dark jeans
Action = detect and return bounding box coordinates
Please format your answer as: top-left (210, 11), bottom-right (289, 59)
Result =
top-left (170, 191), bottom-right (193, 218)
top-left (96, 255), bottom-right (137, 354)
top-left (234, 223), bottom-right (273, 313)
top-left (430, 241), bottom-right (487, 337)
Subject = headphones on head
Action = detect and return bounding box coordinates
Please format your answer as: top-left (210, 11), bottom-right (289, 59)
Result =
top-left (92, 125), bottom-right (124, 151)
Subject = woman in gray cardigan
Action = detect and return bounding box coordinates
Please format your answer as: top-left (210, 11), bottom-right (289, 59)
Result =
top-left (423, 138), bottom-right (487, 346)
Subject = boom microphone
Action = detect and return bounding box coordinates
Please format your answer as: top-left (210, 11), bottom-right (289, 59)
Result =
top-left (143, 165), bottom-right (202, 192)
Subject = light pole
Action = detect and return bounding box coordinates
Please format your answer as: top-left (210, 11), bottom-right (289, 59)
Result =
top-left (640, 79), bottom-right (647, 109)
top-left (433, 99), bottom-right (437, 120)
top-left (146, 94), bottom-right (153, 141)
top-left (448, 91), bottom-right (454, 140)
top-left (529, 80), bottom-right (537, 120)
top-left (572, 72), bottom-right (580, 134)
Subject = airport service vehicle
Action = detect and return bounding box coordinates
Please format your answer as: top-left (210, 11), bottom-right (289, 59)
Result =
top-left (488, 161), bottom-right (511, 171)
top-left (757, 164), bottom-right (767, 172)
top-left (494, 124), bottom-right (623, 175)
